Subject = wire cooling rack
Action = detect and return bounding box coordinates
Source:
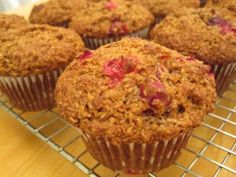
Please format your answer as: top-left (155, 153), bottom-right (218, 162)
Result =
top-left (0, 81), bottom-right (236, 177)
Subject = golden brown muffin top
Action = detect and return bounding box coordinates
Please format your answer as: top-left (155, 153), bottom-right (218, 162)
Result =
top-left (0, 24), bottom-right (85, 77)
top-left (0, 14), bottom-right (28, 33)
top-left (206, 0), bottom-right (236, 14)
top-left (55, 38), bottom-right (216, 144)
top-left (69, 0), bottom-right (155, 38)
top-left (29, 0), bottom-right (88, 27)
top-left (150, 7), bottom-right (236, 64)
top-left (88, 0), bottom-right (200, 15)
top-left (131, 0), bottom-right (200, 17)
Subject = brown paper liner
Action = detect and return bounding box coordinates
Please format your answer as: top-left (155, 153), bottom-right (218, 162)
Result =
top-left (79, 130), bottom-right (192, 174)
top-left (0, 69), bottom-right (63, 111)
top-left (82, 26), bottom-right (151, 49)
top-left (155, 16), bottom-right (164, 23)
top-left (212, 63), bottom-right (236, 96)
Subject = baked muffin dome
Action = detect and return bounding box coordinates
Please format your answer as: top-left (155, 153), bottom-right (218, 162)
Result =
top-left (0, 14), bottom-right (28, 33)
top-left (131, 0), bottom-right (200, 17)
top-left (29, 0), bottom-right (88, 27)
top-left (0, 24), bottom-right (85, 76)
top-left (88, 0), bottom-right (200, 16)
top-left (150, 7), bottom-right (236, 65)
top-left (69, 0), bottom-right (155, 38)
top-left (55, 38), bottom-right (216, 144)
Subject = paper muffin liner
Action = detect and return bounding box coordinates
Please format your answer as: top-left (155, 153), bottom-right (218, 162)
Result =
top-left (155, 16), bottom-right (164, 23)
top-left (0, 69), bottom-right (63, 111)
top-left (82, 26), bottom-right (151, 49)
top-left (79, 129), bottom-right (192, 174)
top-left (211, 63), bottom-right (236, 96)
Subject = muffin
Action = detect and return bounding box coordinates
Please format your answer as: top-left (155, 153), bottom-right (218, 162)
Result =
top-left (29, 0), bottom-right (88, 27)
top-left (0, 24), bottom-right (85, 111)
top-left (206, 0), bottom-right (236, 15)
top-left (69, 0), bottom-right (155, 49)
top-left (55, 38), bottom-right (216, 173)
top-left (89, 0), bottom-right (201, 17)
top-left (150, 7), bottom-right (236, 96)
top-left (0, 14), bottom-right (28, 33)
top-left (131, 0), bottom-right (201, 22)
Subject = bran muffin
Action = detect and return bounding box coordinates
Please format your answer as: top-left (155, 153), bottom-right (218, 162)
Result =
top-left (0, 24), bottom-right (85, 111)
top-left (29, 0), bottom-right (88, 27)
top-left (69, 0), bottom-right (155, 49)
top-left (206, 0), bottom-right (236, 15)
top-left (55, 38), bottom-right (216, 173)
top-left (150, 7), bottom-right (236, 96)
top-left (0, 14), bottom-right (28, 34)
top-left (89, 0), bottom-right (201, 21)
top-left (132, 0), bottom-right (201, 22)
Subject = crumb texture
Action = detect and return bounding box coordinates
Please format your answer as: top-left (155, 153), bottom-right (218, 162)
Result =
top-left (131, 0), bottom-right (200, 17)
top-left (206, 0), bottom-right (236, 15)
top-left (0, 14), bottom-right (28, 33)
top-left (0, 24), bottom-right (85, 76)
top-left (29, 0), bottom-right (88, 27)
top-left (69, 0), bottom-right (155, 38)
top-left (55, 38), bottom-right (216, 144)
top-left (150, 7), bottom-right (236, 64)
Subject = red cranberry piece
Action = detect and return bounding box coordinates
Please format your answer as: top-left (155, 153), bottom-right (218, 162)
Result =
top-left (220, 23), bottom-right (233, 34)
top-left (105, 1), bottom-right (118, 10)
top-left (122, 56), bottom-right (138, 73)
top-left (78, 50), bottom-right (93, 62)
top-left (140, 78), bottom-right (170, 112)
top-left (149, 92), bottom-right (170, 108)
top-left (208, 17), bottom-right (227, 26)
top-left (220, 25), bottom-right (236, 36)
top-left (208, 17), bottom-right (236, 36)
top-left (103, 56), bottom-right (138, 87)
top-left (231, 27), bottom-right (236, 33)
top-left (104, 59), bottom-right (125, 81)
top-left (140, 80), bottom-right (165, 98)
top-left (109, 21), bottom-right (129, 36)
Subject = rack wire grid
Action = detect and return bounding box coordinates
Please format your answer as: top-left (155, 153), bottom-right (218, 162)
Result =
top-left (0, 81), bottom-right (236, 177)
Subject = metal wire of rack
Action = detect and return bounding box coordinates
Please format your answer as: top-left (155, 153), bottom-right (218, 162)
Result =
top-left (0, 81), bottom-right (236, 177)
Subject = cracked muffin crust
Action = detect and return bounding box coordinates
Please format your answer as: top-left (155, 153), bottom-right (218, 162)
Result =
top-left (29, 0), bottom-right (88, 27)
top-left (69, 1), bottom-right (155, 38)
top-left (55, 38), bottom-right (216, 145)
top-left (0, 14), bottom-right (28, 33)
top-left (0, 24), bottom-right (85, 76)
top-left (150, 7), bottom-right (236, 65)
